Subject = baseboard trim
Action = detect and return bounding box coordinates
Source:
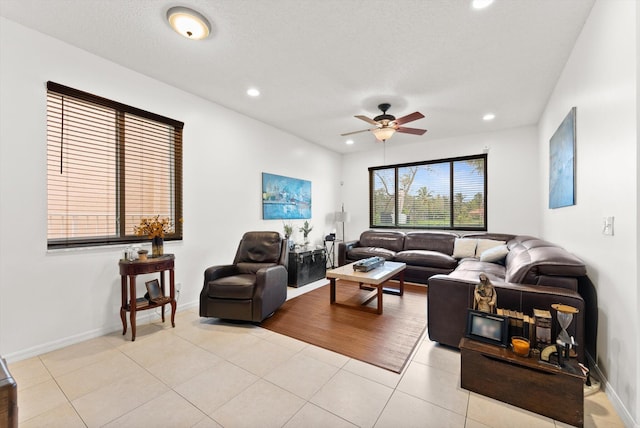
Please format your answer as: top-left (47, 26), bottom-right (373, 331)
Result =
top-left (587, 354), bottom-right (637, 428)
top-left (4, 300), bottom-right (200, 363)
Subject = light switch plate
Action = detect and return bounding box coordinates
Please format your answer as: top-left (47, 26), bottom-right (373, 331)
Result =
top-left (602, 216), bottom-right (614, 236)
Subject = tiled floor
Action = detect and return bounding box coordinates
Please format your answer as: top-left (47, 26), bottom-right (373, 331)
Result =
top-left (10, 285), bottom-right (625, 428)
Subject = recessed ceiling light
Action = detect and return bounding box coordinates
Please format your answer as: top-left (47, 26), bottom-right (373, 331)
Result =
top-left (345, 139), bottom-right (354, 145)
top-left (247, 88), bottom-right (260, 97)
top-left (483, 113), bottom-right (496, 121)
top-left (472, 0), bottom-right (494, 10)
top-left (166, 6), bottom-right (211, 40)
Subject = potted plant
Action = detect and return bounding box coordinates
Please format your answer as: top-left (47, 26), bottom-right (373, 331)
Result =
top-left (283, 221), bottom-right (295, 249)
top-left (283, 221), bottom-right (293, 239)
top-left (299, 220), bottom-right (313, 245)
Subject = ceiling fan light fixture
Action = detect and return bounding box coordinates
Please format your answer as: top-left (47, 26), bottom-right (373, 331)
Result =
top-left (167, 6), bottom-right (211, 40)
top-left (373, 127), bottom-right (396, 142)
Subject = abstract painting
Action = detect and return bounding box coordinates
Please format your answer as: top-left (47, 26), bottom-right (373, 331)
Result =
top-left (262, 172), bottom-right (311, 219)
top-left (549, 107), bottom-right (576, 209)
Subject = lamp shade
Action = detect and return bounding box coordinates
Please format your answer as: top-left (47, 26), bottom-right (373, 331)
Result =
top-left (372, 127), bottom-right (395, 142)
top-left (335, 211), bottom-right (351, 223)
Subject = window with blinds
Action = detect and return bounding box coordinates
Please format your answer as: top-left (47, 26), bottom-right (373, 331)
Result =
top-left (369, 154), bottom-right (487, 230)
top-left (46, 82), bottom-right (183, 249)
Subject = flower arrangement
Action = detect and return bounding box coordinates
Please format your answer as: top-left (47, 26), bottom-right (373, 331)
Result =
top-left (134, 215), bottom-right (174, 239)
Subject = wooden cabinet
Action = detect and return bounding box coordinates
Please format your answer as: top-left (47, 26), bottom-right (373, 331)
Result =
top-left (119, 254), bottom-right (176, 341)
top-left (0, 358), bottom-right (17, 428)
top-left (288, 248), bottom-right (326, 287)
top-left (460, 338), bottom-right (585, 427)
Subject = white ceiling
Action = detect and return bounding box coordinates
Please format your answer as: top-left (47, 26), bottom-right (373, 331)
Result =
top-left (0, 0), bottom-right (594, 154)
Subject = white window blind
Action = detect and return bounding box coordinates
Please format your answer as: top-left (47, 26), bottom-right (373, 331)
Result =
top-left (46, 82), bottom-right (183, 248)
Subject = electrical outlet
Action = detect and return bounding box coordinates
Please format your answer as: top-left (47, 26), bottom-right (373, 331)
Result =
top-left (176, 282), bottom-right (182, 292)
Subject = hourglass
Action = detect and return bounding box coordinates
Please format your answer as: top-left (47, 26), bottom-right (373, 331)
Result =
top-left (551, 303), bottom-right (579, 357)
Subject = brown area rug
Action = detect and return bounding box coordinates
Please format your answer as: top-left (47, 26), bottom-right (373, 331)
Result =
top-left (261, 280), bottom-right (428, 373)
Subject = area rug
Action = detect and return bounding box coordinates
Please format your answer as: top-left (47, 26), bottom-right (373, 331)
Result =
top-left (261, 280), bottom-right (428, 373)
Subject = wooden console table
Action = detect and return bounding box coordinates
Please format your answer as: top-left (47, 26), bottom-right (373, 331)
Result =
top-left (460, 337), bottom-right (585, 427)
top-left (118, 254), bottom-right (176, 341)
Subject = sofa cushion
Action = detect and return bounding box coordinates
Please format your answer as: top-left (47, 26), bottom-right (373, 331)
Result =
top-left (347, 246), bottom-right (397, 261)
top-left (447, 259), bottom-right (506, 283)
top-left (479, 244), bottom-right (509, 263)
top-left (359, 230), bottom-right (405, 252)
top-left (404, 231), bottom-right (457, 255)
top-left (206, 274), bottom-right (256, 299)
top-left (475, 239), bottom-right (506, 257)
top-left (236, 231), bottom-right (282, 263)
top-left (395, 250), bottom-right (458, 269)
top-left (453, 238), bottom-right (477, 258)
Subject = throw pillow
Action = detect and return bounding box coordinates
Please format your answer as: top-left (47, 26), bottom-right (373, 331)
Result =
top-left (480, 244), bottom-right (509, 263)
top-left (475, 239), bottom-right (506, 257)
top-left (453, 238), bottom-right (477, 259)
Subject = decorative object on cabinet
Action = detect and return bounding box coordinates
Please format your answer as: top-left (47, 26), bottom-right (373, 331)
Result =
top-left (299, 220), bottom-right (313, 246)
top-left (134, 215), bottom-right (174, 257)
top-left (152, 236), bottom-right (164, 257)
top-left (137, 249), bottom-right (148, 261)
top-left (465, 309), bottom-right (509, 347)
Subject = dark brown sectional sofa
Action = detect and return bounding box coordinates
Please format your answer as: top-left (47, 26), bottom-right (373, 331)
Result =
top-left (338, 230), bottom-right (592, 362)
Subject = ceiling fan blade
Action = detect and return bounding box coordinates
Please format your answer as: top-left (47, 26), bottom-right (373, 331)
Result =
top-left (355, 115), bottom-right (380, 126)
top-left (397, 126), bottom-right (427, 135)
top-left (340, 128), bottom-right (374, 136)
top-left (394, 111), bottom-right (425, 125)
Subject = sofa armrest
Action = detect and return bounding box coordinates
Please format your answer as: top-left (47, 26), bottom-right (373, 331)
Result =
top-left (254, 265), bottom-right (288, 320)
top-left (427, 274), bottom-right (586, 362)
top-left (338, 240), bottom-right (359, 266)
top-left (204, 264), bottom-right (239, 282)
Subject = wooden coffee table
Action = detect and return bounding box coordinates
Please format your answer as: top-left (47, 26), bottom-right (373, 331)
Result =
top-left (326, 261), bottom-right (406, 314)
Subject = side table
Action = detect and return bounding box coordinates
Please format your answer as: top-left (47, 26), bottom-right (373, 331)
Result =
top-left (119, 254), bottom-right (176, 341)
top-left (460, 337), bottom-right (585, 427)
top-left (324, 239), bottom-right (337, 268)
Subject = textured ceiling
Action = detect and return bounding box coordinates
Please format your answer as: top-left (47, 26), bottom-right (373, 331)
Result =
top-left (0, 0), bottom-right (595, 153)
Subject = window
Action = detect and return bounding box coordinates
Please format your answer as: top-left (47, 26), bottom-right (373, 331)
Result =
top-left (46, 82), bottom-right (183, 249)
top-left (369, 154), bottom-right (487, 230)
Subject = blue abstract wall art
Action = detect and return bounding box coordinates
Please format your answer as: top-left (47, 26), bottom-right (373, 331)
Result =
top-left (262, 173), bottom-right (311, 219)
top-left (549, 107), bottom-right (576, 209)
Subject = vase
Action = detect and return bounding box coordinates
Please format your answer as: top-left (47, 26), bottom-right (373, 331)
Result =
top-left (152, 236), bottom-right (164, 257)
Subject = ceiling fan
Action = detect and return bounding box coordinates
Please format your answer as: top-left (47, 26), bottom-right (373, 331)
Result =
top-left (341, 103), bottom-right (427, 142)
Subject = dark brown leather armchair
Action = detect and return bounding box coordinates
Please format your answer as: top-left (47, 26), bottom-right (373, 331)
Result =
top-left (200, 231), bottom-right (289, 322)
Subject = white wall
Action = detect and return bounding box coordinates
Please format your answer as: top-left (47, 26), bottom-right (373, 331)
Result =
top-left (341, 126), bottom-right (541, 240)
top-left (0, 18), bottom-right (342, 360)
top-left (538, 1), bottom-right (638, 425)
